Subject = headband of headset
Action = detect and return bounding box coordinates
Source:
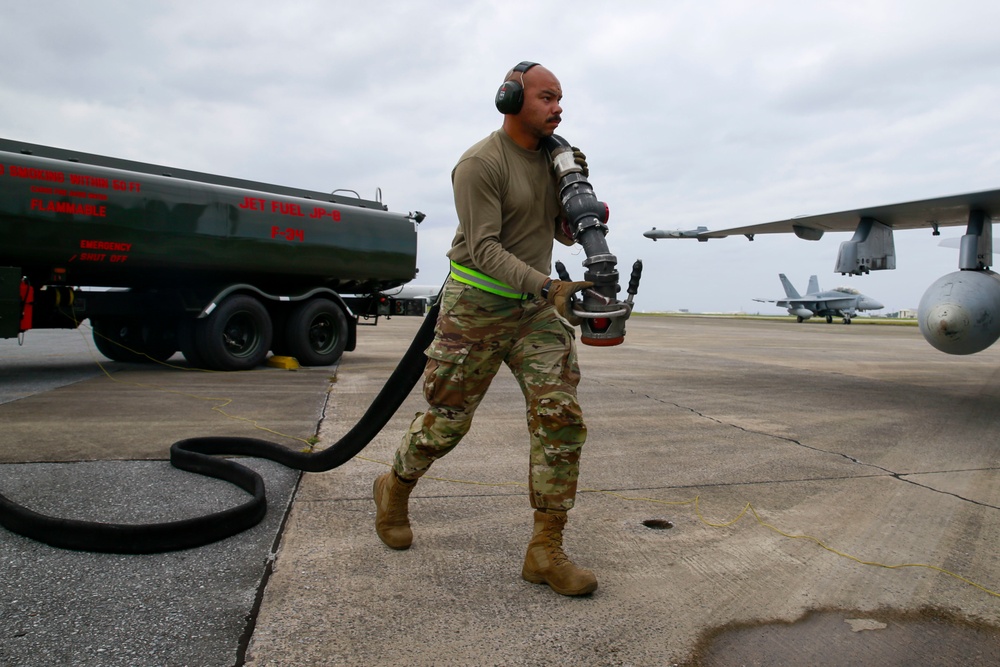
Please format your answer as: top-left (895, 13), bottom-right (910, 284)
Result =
top-left (495, 61), bottom-right (539, 115)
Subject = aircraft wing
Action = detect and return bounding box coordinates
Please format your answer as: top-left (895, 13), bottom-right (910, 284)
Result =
top-left (787, 297), bottom-right (858, 309)
top-left (785, 296), bottom-right (855, 305)
top-left (754, 296), bottom-right (852, 308)
top-left (698, 187), bottom-right (1000, 240)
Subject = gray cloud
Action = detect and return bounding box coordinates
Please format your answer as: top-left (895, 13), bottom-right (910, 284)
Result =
top-left (3, 0), bottom-right (998, 314)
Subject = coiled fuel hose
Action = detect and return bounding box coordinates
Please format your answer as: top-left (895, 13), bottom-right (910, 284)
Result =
top-left (0, 300), bottom-right (440, 554)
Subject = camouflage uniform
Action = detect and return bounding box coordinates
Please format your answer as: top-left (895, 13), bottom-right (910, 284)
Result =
top-left (393, 278), bottom-right (586, 511)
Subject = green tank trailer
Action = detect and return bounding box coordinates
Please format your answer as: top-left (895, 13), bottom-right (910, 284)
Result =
top-left (0, 138), bottom-right (425, 370)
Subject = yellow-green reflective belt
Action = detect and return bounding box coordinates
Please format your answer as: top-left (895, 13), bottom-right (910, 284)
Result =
top-left (449, 261), bottom-right (528, 299)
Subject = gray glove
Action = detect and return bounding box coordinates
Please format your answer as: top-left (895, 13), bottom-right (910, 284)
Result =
top-left (543, 278), bottom-right (593, 326)
top-left (571, 147), bottom-right (589, 178)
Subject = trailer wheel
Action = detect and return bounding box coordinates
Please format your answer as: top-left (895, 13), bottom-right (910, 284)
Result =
top-left (92, 318), bottom-right (176, 363)
top-left (284, 299), bottom-right (348, 366)
top-left (177, 320), bottom-right (206, 368)
top-left (196, 295), bottom-right (273, 371)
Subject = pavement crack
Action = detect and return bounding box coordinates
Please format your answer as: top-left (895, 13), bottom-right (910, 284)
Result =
top-left (606, 383), bottom-right (1000, 512)
top-left (311, 367), bottom-right (339, 449)
top-left (892, 472), bottom-right (1000, 510)
top-left (631, 388), bottom-right (892, 475)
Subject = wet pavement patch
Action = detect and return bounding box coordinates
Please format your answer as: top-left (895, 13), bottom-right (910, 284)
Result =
top-left (687, 606), bottom-right (1000, 666)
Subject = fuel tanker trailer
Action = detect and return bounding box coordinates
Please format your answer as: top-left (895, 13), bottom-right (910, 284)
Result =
top-left (0, 138), bottom-right (425, 371)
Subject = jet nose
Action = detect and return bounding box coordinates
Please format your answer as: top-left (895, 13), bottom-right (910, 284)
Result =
top-left (868, 299), bottom-right (884, 310)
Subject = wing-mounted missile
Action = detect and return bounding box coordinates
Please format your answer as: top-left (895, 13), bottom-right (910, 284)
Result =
top-left (643, 226), bottom-right (709, 241)
top-left (835, 217), bottom-right (896, 275)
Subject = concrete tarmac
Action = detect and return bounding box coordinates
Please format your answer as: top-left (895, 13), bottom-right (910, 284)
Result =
top-left (2, 316), bottom-right (999, 665)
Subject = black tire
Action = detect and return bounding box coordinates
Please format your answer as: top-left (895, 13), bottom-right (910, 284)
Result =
top-left (195, 295), bottom-right (272, 371)
top-left (826, 315), bottom-right (833, 324)
top-left (92, 318), bottom-right (177, 363)
top-left (92, 318), bottom-right (146, 363)
top-left (284, 298), bottom-right (348, 366)
top-left (177, 319), bottom-right (206, 368)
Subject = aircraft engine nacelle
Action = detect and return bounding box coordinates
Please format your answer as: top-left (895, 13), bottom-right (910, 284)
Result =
top-left (918, 270), bottom-right (1000, 355)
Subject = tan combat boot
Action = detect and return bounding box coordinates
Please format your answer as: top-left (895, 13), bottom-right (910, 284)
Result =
top-left (521, 509), bottom-right (598, 596)
top-left (373, 470), bottom-right (417, 549)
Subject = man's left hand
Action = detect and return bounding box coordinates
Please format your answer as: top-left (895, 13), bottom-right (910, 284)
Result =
top-left (543, 279), bottom-right (593, 326)
top-left (571, 147), bottom-right (588, 178)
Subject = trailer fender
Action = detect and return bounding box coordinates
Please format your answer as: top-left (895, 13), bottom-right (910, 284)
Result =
top-left (196, 284), bottom-right (353, 319)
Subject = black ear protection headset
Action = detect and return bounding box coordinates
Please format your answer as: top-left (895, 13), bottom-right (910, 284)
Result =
top-left (494, 61), bottom-right (539, 114)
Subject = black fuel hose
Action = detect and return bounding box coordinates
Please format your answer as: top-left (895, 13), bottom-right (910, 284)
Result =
top-left (0, 301), bottom-right (440, 554)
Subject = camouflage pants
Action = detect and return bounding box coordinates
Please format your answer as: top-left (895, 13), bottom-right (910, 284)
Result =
top-left (393, 278), bottom-right (586, 511)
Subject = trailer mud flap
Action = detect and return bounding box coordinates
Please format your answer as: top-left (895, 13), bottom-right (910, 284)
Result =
top-left (0, 268), bottom-right (24, 338)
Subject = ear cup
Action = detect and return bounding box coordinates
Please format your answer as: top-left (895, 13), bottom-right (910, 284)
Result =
top-left (495, 61), bottom-right (539, 115)
top-left (495, 80), bottom-right (525, 114)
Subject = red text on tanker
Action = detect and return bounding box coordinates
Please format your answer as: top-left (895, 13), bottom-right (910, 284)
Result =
top-left (239, 196), bottom-right (305, 217)
top-left (32, 185), bottom-right (109, 201)
top-left (239, 195), bottom-right (341, 221)
top-left (81, 239), bottom-right (132, 252)
top-left (9, 166), bottom-right (65, 182)
top-left (272, 226), bottom-right (305, 242)
top-left (309, 206), bottom-right (342, 221)
top-left (30, 199), bottom-right (107, 217)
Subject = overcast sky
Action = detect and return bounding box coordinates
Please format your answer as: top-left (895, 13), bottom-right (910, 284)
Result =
top-left (3, 1), bottom-right (999, 314)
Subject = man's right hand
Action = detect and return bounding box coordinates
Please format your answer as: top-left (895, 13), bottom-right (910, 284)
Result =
top-left (543, 279), bottom-right (594, 326)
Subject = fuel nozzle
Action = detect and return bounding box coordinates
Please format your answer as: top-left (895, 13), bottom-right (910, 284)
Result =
top-left (543, 134), bottom-right (642, 346)
top-left (557, 259), bottom-right (642, 346)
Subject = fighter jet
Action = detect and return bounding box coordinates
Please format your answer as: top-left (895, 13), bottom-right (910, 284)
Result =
top-left (755, 274), bottom-right (883, 324)
top-left (645, 186), bottom-right (1000, 354)
top-left (643, 226), bottom-right (709, 241)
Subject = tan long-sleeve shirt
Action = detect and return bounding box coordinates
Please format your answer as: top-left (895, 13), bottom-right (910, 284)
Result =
top-left (447, 129), bottom-right (571, 295)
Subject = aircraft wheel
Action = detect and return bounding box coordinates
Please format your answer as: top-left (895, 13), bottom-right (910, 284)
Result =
top-left (195, 295), bottom-right (273, 371)
top-left (284, 298), bottom-right (348, 366)
top-left (796, 316), bottom-right (804, 323)
top-left (826, 315), bottom-right (833, 324)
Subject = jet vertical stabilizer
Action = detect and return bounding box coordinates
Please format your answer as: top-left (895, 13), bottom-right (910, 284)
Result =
top-left (779, 274), bottom-right (801, 299)
top-left (806, 275), bottom-right (820, 294)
